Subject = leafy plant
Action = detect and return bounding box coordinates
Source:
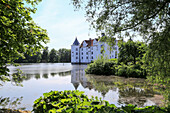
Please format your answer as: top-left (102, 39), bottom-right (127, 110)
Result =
top-left (33, 90), bottom-right (118, 113)
top-left (33, 90), bottom-right (169, 113)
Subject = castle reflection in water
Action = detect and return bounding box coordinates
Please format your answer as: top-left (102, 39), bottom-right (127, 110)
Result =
top-left (70, 66), bottom-right (118, 98)
top-left (71, 67), bottom-right (93, 90)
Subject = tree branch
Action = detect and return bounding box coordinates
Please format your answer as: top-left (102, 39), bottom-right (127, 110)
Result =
top-left (116, 1), bottom-right (169, 32)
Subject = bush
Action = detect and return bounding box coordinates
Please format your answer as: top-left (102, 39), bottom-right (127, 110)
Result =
top-left (116, 63), bottom-right (147, 78)
top-left (33, 90), bottom-right (118, 113)
top-left (85, 58), bottom-right (117, 75)
top-left (33, 90), bottom-right (169, 113)
top-left (86, 57), bottom-right (147, 78)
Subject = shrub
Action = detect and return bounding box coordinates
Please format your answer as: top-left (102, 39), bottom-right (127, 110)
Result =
top-left (86, 57), bottom-right (147, 78)
top-left (33, 90), bottom-right (169, 113)
top-left (33, 90), bottom-right (118, 113)
top-left (85, 58), bottom-right (117, 75)
top-left (116, 63), bottom-right (147, 78)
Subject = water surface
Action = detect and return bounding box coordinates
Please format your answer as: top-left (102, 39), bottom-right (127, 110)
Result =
top-left (0, 63), bottom-right (164, 110)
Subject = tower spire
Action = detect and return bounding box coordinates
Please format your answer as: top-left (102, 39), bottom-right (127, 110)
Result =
top-left (73, 37), bottom-right (80, 45)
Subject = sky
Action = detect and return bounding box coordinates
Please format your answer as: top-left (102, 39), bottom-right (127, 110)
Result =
top-left (32, 0), bottom-right (97, 50)
top-left (32, 0), bottom-right (143, 50)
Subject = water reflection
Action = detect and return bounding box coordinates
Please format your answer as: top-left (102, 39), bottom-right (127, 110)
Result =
top-left (58, 71), bottom-right (71, 77)
top-left (0, 96), bottom-right (25, 110)
top-left (11, 71), bottom-right (71, 81)
top-left (71, 67), bottom-right (92, 90)
top-left (70, 67), bottom-right (164, 107)
top-left (84, 75), bottom-right (163, 107)
top-left (1, 63), bottom-right (164, 110)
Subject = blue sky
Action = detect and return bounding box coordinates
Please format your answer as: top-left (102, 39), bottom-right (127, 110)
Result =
top-left (32, 0), bottom-right (142, 50)
top-left (32, 0), bottom-right (97, 50)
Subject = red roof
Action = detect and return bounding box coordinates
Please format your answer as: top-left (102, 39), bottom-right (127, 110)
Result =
top-left (80, 38), bottom-right (98, 48)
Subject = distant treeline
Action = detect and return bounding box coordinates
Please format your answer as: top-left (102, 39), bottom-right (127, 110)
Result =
top-left (14, 47), bottom-right (71, 63)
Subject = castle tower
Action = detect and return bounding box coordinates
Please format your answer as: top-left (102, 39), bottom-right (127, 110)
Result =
top-left (71, 37), bottom-right (80, 64)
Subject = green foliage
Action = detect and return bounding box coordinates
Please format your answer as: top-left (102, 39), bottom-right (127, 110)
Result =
top-left (116, 63), bottom-right (147, 78)
top-left (85, 58), bottom-right (117, 75)
top-left (86, 57), bottom-right (147, 78)
top-left (33, 90), bottom-right (116, 113)
top-left (118, 40), bottom-right (147, 65)
top-left (143, 34), bottom-right (170, 78)
top-left (41, 47), bottom-right (49, 63)
top-left (71, 0), bottom-right (169, 42)
top-left (0, 0), bottom-right (49, 82)
top-left (33, 90), bottom-right (169, 113)
top-left (14, 52), bottom-right (42, 63)
top-left (146, 76), bottom-right (170, 107)
top-left (49, 49), bottom-right (58, 63)
top-left (58, 48), bottom-right (71, 63)
top-left (13, 48), bottom-right (71, 63)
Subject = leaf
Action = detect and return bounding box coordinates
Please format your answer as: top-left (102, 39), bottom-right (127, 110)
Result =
top-left (48, 108), bottom-right (57, 113)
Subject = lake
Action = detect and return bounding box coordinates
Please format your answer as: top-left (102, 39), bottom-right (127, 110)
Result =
top-left (0, 63), bottom-right (164, 111)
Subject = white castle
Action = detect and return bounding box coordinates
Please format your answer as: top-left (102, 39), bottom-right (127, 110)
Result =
top-left (71, 36), bottom-right (119, 64)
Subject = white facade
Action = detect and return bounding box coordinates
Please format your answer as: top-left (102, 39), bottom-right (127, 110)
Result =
top-left (71, 37), bottom-right (119, 64)
top-left (71, 67), bottom-right (87, 90)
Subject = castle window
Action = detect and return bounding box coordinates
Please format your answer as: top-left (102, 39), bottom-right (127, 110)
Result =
top-left (86, 56), bottom-right (88, 59)
top-left (76, 57), bottom-right (78, 59)
top-left (91, 52), bottom-right (93, 54)
top-left (82, 52), bottom-right (83, 55)
top-left (86, 52), bottom-right (88, 55)
top-left (91, 56), bottom-right (93, 59)
top-left (76, 52), bottom-right (78, 55)
top-left (76, 48), bottom-right (78, 51)
top-left (82, 57), bottom-right (83, 59)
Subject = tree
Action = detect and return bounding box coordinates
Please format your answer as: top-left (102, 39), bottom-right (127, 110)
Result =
top-left (33, 52), bottom-right (42, 63)
top-left (14, 52), bottom-right (42, 63)
top-left (118, 40), bottom-right (147, 65)
top-left (65, 49), bottom-right (71, 62)
top-left (0, 0), bottom-right (49, 82)
top-left (71, 0), bottom-right (170, 77)
top-left (58, 48), bottom-right (71, 62)
top-left (41, 47), bottom-right (49, 63)
top-left (72, 0), bottom-right (169, 38)
top-left (49, 48), bottom-right (58, 63)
